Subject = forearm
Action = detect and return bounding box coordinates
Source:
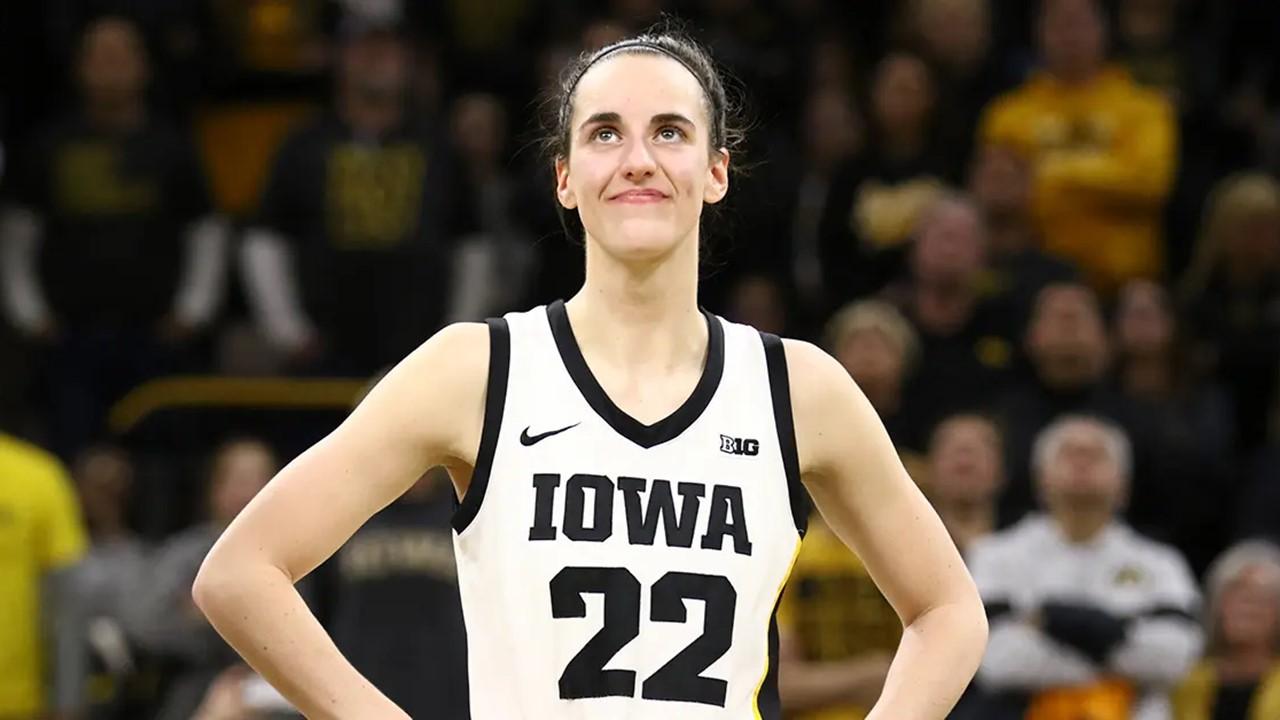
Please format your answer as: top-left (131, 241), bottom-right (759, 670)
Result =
top-left (779, 654), bottom-right (890, 712)
top-left (865, 599), bottom-right (987, 720)
top-left (193, 560), bottom-right (407, 720)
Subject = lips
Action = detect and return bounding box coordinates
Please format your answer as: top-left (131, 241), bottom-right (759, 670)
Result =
top-left (609, 189), bottom-right (669, 203)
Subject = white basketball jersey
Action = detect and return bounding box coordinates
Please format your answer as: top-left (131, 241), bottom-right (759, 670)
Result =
top-left (451, 301), bottom-right (810, 719)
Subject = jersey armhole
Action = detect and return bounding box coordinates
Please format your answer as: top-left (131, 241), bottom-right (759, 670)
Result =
top-left (760, 332), bottom-right (810, 538)
top-left (452, 317), bottom-right (511, 533)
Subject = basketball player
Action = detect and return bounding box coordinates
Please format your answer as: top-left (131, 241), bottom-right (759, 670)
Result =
top-left (192, 31), bottom-right (987, 719)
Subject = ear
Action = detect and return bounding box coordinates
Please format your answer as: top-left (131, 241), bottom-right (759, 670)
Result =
top-left (555, 156), bottom-right (577, 209)
top-left (703, 148), bottom-right (730, 205)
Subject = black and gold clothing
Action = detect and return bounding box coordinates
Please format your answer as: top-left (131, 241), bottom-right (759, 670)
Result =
top-left (778, 518), bottom-right (901, 720)
top-left (256, 112), bottom-right (469, 373)
top-left (12, 117), bottom-right (211, 327)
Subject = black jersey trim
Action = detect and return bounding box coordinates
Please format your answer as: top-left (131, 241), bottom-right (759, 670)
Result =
top-left (546, 299), bottom-right (724, 449)
top-left (452, 317), bottom-right (510, 533)
top-left (761, 333), bottom-right (810, 538)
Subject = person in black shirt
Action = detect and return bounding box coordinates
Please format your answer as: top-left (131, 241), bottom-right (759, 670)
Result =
top-left (242, 16), bottom-right (468, 376)
top-left (0, 16), bottom-right (226, 456)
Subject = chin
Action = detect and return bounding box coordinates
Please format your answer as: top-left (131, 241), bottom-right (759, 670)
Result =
top-left (596, 218), bottom-right (692, 261)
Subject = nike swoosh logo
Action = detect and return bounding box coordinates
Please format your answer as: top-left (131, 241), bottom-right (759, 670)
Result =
top-left (520, 422), bottom-right (581, 446)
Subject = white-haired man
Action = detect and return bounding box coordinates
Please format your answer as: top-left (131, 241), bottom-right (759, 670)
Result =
top-left (966, 414), bottom-right (1202, 720)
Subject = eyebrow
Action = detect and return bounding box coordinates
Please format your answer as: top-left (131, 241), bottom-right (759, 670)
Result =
top-left (578, 112), bottom-right (697, 132)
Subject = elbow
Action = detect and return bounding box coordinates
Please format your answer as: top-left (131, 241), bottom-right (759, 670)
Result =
top-left (191, 546), bottom-right (238, 620)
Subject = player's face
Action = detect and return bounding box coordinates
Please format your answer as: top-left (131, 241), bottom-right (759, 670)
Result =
top-left (556, 53), bottom-right (729, 264)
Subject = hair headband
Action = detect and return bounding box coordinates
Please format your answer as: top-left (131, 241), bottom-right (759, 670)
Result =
top-left (560, 40), bottom-right (720, 139)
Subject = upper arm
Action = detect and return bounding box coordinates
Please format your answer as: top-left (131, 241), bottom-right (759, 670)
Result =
top-left (200, 321), bottom-right (490, 584)
top-left (783, 339), bottom-right (978, 625)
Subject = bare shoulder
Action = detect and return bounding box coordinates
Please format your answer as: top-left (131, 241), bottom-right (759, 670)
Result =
top-left (348, 321), bottom-right (493, 468)
top-left (775, 337), bottom-right (872, 476)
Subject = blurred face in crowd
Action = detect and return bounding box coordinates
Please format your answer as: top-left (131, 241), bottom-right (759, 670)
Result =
top-left (1119, 0), bottom-right (1178, 49)
top-left (340, 30), bottom-right (411, 104)
top-left (1114, 279), bottom-right (1174, 359)
top-left (1222, 207), bottom-right (1280, 272)
top-left (78, 17), bottom-right (149, 107)
top-left (1038, 419), bottom-right (1127, 517)
top-left (911, 198), bottom-right (987, 285)
top-left (927, 415), bottom-right (1003, 502)
top-left (809, 37), bottom-right (856, 91)
top-left (835, 328), bottom-right (907, 401)
top-left (209, 440), bottom-right (276, 527)
top-left (871, 53), bottom-right (935, 136)
top-left (916, 0), bottom-right (991, 73)
top-left (969, 144), bottom-right (1032, 218)
top-left (1218, 564), bottom-right (1280, 653)
top-left (1040, 0), bottom-right (1107, 83)
top-left (452, 93), bottom-right (507, 169)
top-left (74, 445), bottom-right (134, 535)
top-left (556, 53), bottom-right (728, 264)
top-left (730, 275), bottom-right (787, 336)
top-left (1026, 284), bottom-right (1110, 388)
top-left (803, 87), bottom-right (861, 169)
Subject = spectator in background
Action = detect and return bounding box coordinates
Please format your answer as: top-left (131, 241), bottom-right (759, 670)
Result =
top-left (969, 415), bottom-right (1202, 720)
top-left (968, 143), bottom-right (1079, 335)
top-left (979, 0), bottom-right (1177, 296)
top-left (882, 194), bottom-right (1016, 437)
top-left (1110, 279), bottom-right (1235, 574)
top-left (71, 444), bottom-right (151, 719)
top-left (0, 432), bottom-right (88, 720)
top-left (1180, 173), bottom-right (1280, 454)
top-left (1173, 541), bottom-right (1280, 720)
top-left (910, 0), bottom-right (1018, 177)
top-left (997, 282), bottom-right (1126, 525)
top-left (128, 438), bottom-right (275, 720)
top-left (0, 16), bottom-right (228, 456)
top-left (726, 273), bottom-right (789, 337)
top-left (835, 52), bottom-right (948, 293)
top-left (824, 299), bottom-right (928, 457)
top-left (920, 413), bottom-right (1003, 557)
top-left (242, 16), bottom-right (467, 376)
top-left (312, 467), bottom-right (469, 719)
top-left (446, 92), bottom-right (534, 320)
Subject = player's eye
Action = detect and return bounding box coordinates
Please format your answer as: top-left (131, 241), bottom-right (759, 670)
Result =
top-left (656, 126), bottom-right (687, 142)
top-left (591, 127), bottom-right (620, 143)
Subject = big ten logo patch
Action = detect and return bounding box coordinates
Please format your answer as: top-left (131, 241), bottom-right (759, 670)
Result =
top-left (720, 435), bottom-right (759, 456)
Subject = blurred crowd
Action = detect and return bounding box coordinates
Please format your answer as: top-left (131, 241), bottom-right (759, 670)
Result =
top-left (4, 0), bottom-right (1280, 718)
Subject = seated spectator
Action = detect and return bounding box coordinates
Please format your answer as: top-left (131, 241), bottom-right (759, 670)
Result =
top-left (824, 299), bottom-right (928, 455)
top-left (0, 16), bottom-right (228, 457)
top-left (979, 0), bottom-right (1177, 296)
top-left (128, 437), bottom-right (275, 720)
top-left (1110, 279), bottom-right (1235, 574)
top-left (0, 432), bottom-right (88, 719)
top-left (968, 143), bottom-right (1079, 335)
top-left (311, 468), bottom-right (469, 719)
top-left (1180, 172), bottom-right (1280, 454)
top-left (997, 282), bottom-right (1128, 524)
top-left (71, 444), bottom-right (153, 717)
top-left (920, 413), bottom-right (1003, 556)
top-left (970, 415), bottom-right (1202, 719)
top-left (1173, 540), bottom-right (1280, 720)
top-left (882, 194), bottom-right (1017, 436)
top-left (776, 512), bottom-right (898, 720)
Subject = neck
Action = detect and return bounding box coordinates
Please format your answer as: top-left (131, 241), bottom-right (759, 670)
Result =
top-left (86, 97), bottom-right (144, 133)
top-left (89, 516), bottom-right (130, 543)
top-left (914, 280), bottom-right (975, 333)
top-left (1051, 509), bottom-right (1112, 543)
top-left (569, 231), bottom-right (704, 373)
top-left (1122, 354), bottom-right (1172, 396)
top-left (987, 215), bottom-right (1033, 256)
top-left (340, 89), bottom-right (403, 138)
top-left (1052, 65), bottom-right (1103, 88)
top-left (883, 127), bottom-right (925, 160)
top-left (935, 497), bottom-right (996, 552)
top-left (1216, 648), bottom-right (1276, 683)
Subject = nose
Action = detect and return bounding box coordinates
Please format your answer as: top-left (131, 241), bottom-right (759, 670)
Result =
top-left (620, 137), bottom-right (657, 182)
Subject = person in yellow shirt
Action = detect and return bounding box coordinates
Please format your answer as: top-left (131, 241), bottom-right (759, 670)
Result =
top-left (978, 0), bottom-right (1177, 296)
top-left (0, 433), bottom-right (88, 719)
